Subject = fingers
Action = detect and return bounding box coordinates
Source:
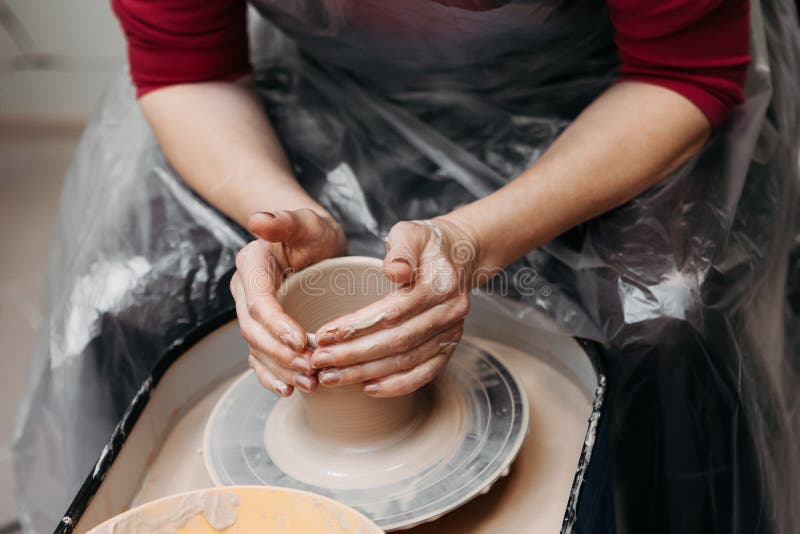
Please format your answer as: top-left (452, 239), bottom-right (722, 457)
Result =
top-left (249, 352), bottom-right (318, 395)
top-left (248, 209), bottom-right (346, 269)
top-left (249, 354), bottom-right (294, 397)
top-left (317, 324), bottom-right (462, 387)
top-left (248, 210), bottom-right (298, 243)
top-left (233, 272), bottom-right (318, 395)
top-left (234, 209), bottom-right (350, 397)
top-left (364, 351), bottom-right (453, 398)
top-left (311, 295), bottom-right (468, 369)
top-left (383, 221), bottom-right (428, 284)
top-left (314, 263), bottom-right (461, 347)
top-left (234, 244), bottom-right (306, 351)
top-left (231, 274), bottom-right (309, 369)
top-left (248, 209), bottom-right (326, 245)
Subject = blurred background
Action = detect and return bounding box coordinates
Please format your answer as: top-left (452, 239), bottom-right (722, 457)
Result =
top-left (0, 1), bottom-right (125, 530)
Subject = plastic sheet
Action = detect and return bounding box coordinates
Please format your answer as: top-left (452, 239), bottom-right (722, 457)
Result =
top-left (13, 0), bottom-right (800, 532)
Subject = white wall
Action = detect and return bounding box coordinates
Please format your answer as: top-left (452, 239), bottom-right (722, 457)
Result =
top-left (0, 0), bottom-right (126, 121)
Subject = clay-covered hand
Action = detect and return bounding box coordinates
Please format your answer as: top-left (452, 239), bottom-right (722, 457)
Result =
top-left (231, 209), bottom-right (347, 397)
top-left (311, 217), bottom-right (485, 397)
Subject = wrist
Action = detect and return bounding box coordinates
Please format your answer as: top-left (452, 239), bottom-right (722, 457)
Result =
top-left (434, 211), bottom-right (498, 288)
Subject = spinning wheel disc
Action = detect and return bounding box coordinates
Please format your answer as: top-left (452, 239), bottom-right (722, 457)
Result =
top-left (203, 340), bottom-right (528, 531)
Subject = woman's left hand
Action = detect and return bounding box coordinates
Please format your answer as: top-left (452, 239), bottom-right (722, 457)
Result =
top-left (310, 216), bottom-right (486, 397)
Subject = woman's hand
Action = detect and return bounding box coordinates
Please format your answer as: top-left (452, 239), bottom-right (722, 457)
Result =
top-left (231, 209), bottom-right (347, 397)
top-left (310, 216), bottom-right (486, 397)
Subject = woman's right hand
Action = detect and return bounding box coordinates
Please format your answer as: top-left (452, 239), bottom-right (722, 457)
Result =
top-left (231, 209), bottom-right (347, 397)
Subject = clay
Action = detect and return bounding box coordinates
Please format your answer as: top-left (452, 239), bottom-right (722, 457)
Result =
top-left (264, 376), bottom-right (467, 490)
top-left (203, 335), bottom-right (528, 530)
top-left (90, 489), bottom-right (240, 534)
top-left (130, 257), bottom-right (588, 531)
top-left (132, 333), bottom-right (589, 533)
top-left (134, 376), bottom-right (237, 505)
top-left (411, 336), bottom-right (591, 533)
top-left (94, 486), bottom-right (381, 534)
top-left (269, 256), bottom-right (468, 489)
top-left (278, 257), bottom-right (394, 335)
top-left (293, 384), bottom-right (420, 444)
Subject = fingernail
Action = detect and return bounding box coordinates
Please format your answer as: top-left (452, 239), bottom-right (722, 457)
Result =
top-left (392, 257), bottom-right (411, 266)
top-left (319, 369), bottom-right (341, 385)
top-left (273, 380), bottom-right (289, 396)
top-left (316, 330), bottom-right (338, 345)
top-left (311, 352), bottom-right (332, 369)
top-left (294, 373), bottom-right (314, 393)
top-left (259, 211), bottom-right (277, 219)
top-left (364, 383), bottom-right (381, 395)
top-left (280, 331), bottom-right (304, 352)
top-left (291, 357), bottom-right (311, 373)
top-left (306, 332), bottom-right (318, 349)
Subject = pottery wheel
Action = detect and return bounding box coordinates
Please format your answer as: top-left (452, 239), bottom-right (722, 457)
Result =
top-left (203, 339), bottom-right (528, 531)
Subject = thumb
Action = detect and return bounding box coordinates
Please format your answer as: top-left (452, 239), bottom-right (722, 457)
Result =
top-left (248, 211), bottom-right (298, 244)
top-left (383, 222), bottom-right (427, 285)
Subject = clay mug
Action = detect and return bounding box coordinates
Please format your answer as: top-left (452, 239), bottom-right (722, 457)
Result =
top-left (276, 256), bottom-right (421, 443)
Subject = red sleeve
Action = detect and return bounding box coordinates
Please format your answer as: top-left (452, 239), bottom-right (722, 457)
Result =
top-left (111, 0), bottom-right (251, 97)
top-left (607, 0), bottom-right (751, 129)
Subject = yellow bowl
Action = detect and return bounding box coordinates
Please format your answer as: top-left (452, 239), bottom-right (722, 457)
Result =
top-left (87, 486), bottom-right (383, 533)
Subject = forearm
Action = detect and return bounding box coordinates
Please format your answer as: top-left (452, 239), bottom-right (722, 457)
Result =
top-left (443, 81), bottom-right (712, 272)
top-left (139, 79), bottom-right (327, 227)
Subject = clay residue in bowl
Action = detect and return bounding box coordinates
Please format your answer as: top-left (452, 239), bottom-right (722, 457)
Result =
top-left (90, 489), bottom-right (240, 534)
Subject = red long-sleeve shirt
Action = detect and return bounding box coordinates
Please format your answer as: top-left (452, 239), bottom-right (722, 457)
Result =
top-left (111, 0), bottom-right (750, 129)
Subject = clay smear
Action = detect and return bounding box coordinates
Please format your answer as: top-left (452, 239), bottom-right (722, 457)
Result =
top-left (90, 490), bottom-right (239, 534)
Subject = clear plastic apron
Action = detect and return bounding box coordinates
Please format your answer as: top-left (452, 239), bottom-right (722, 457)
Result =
top-left (13, 1), bottom-right (800, 532)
